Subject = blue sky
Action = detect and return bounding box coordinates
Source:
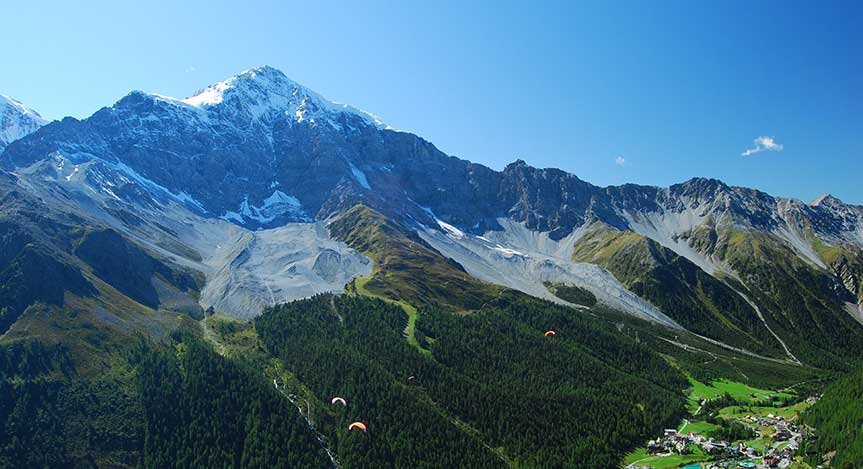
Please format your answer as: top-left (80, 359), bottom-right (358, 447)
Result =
top-left (2, 0), bottom-right (860, 203)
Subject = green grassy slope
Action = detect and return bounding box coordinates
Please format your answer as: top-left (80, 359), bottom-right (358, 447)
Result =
top-left (329, 204), bottom-right (503, 311)
top-left (572, 222), bottom-right (784, 357)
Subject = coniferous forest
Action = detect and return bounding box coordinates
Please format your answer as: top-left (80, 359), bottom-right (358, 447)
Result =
top-left (0, 335), bottom-right (331, 468)
top-left (801, 367), bottom-right (863, 468)
top-left (1, 290), bottom-right (861, 468)
top-left (256, 293), bottom-right (688, 467)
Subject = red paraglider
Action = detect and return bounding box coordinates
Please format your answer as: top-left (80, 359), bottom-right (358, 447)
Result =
top-left (544, 330), bottom-right (557, 337)
top-left (348, 422), bottom-right (367, 433)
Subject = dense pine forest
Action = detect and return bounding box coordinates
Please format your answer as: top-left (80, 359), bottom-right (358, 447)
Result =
top-left (0, 335), bottom-right (331, 467)
top-left (256, 293), bottom-right (688, 467)
top-left (0, 341), bottom-right (143, 467)
top-left (802, 367), bottom-right (863, 468)
top-left (134, 333), bottom-right (330, 468)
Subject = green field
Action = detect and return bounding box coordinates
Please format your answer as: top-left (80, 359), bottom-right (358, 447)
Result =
top-left (679, 419), bottom-right (720, 435)
top-left (718, 400), bottom-right (812, 421)
top-left (623, 450), bottom-right (711, 469)
top-left (687, 377), bottom-right (793, 410)
top-left (623, 442), bottom-right (712, 468)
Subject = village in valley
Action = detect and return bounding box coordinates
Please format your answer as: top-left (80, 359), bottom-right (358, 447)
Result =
top-left (624, 379), bottom-right (822, 469)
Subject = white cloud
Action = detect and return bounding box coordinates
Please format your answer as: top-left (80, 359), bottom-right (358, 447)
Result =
top-left (615, 156), bottom-right (626, 166)
top-left (741, 136), bottom-right (783, 156)
top-left (185, 66), bottom-right (197, 73)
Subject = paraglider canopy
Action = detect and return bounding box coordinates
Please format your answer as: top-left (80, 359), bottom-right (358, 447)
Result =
top-left (331, 397), bottom-right (347, 407)
top-left (544, 330), bottom-right (557, 337)
top-left (348, 422), bottom-right (367, 433)
top-left (407, 375), bottom-right (416, 382)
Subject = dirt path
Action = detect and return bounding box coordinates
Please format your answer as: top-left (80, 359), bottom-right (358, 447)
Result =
top-left (200, 317), bottom-right (227, 356)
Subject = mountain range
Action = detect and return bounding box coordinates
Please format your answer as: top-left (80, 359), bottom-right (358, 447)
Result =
top-left (1, 66), bottom-right (861, 467)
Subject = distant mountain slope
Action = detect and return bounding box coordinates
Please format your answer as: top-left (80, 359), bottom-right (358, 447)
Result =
top-left (571, 221), bottom-right (783, 357)
top-left (0, 170), bottom-right (202, 366)
top-left (681, 223), bottom-right (863, 368)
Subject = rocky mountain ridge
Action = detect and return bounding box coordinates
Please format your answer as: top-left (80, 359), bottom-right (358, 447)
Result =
top-left (3, 67), bottom-right (861, 249)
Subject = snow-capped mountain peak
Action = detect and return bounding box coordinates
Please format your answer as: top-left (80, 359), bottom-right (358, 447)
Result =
top-left (180, 65), bottom-right (388, 130)
top-left (0, 94), bottom-right (48, 151)
top-left (811, 193), bottom-right (842, 207)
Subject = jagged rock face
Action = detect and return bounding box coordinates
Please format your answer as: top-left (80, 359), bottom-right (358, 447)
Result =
top-left (499, 161), bottom-right (624, 238)
top-left (819, 245), bottom-right (863, 304)
top-left (834, 257), bottom-right (863, 302)
top-left (0, 95), bottom-right (47, 153)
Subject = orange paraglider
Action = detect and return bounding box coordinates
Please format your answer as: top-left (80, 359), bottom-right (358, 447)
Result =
top-left (331, 397), bottom-right (347, 407)
top-left (348, 422), bottom-right (367, 433)
top-left (544, 330), bottom-right (557, 337)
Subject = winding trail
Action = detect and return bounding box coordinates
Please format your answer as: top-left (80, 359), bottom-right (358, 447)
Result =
top-left (778, 376), bottom-right (832, 393)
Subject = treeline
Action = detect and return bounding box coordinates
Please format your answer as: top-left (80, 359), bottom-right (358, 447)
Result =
top-left (801, 367), bottom-right (863, 468)
top-left (256, 292), bottom-right (687, 467)
top-left (1, 291), bottom-right (695, 468)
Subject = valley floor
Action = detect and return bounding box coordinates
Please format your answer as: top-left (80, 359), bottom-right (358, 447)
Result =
top-left (623, 378), bottom-right (819, 469)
